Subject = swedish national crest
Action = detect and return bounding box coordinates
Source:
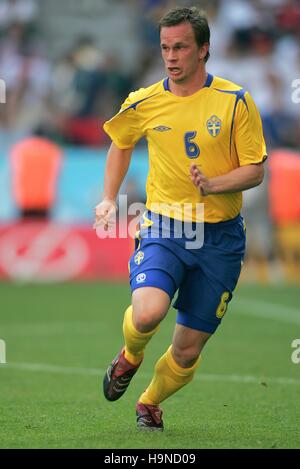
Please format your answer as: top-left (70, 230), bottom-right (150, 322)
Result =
top-left (206, 115), bottom-right (222, 137)
top-left (134, 251), bottom-right (144, 265)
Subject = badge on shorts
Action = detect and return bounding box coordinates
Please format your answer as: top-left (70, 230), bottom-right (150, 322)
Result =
top-left (206, 115), bottom-right (222, 137)
top-left (136, 273), bottom-right (146, 283)
top-left (134, 251), bottom-right (144, 265)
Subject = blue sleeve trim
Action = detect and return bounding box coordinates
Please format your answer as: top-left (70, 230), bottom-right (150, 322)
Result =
top-left (215, 88), bottom-right (248, 111)
top-left (214, 88), bottom-right (249, 151)
top-left (235, 88), bottom-right (248, 111)
top-left (121, 93), bottom-right (160, 112)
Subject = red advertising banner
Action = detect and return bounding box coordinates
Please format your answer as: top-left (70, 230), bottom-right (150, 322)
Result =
top-left (0, 222), bottom-right (133, 282)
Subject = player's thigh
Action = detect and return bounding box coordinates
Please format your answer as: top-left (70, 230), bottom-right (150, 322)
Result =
top-left (129, 240), bottom-right (184, 331)
top-left (132, 286), bottom-right (171, 332)
top-left (129, 241), bottom-right (184, 294)
top-left (174, 268), bottom-right (236, 335)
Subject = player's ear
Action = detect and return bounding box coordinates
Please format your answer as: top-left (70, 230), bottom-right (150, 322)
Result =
top-left (198, 43), bottom-right (209, 61)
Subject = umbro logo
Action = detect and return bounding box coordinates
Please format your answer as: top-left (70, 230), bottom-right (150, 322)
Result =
top-left (153, 126), bottom-right (171, 132)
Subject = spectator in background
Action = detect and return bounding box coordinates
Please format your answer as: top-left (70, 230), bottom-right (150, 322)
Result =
top-left (10, 137), bottom-right (62, 218)
top-left (268, 149), bottom-right (300, 282)
top-left (44, 36), bottom-right (134, 147)
top-left (0, 22), bottom-right (28, 128)
top-left (0, 22), bottom-right (51, 133)
top-left (0, 0), bottom-right (38, 34)
top-left (60, 37), bottom-right (107, 146)
top-left (276, 0), bottom-right (300, 35)
top-left (242, 169), bottom-right (272, 283)
top-left (140, 0), bottom-right (169, 48)
top-left (45, 37), bottom-right (108, 146)
top-left (100, 55), bottom-right (134, 118)
top-left (70, 36), bottom-right (107, 118)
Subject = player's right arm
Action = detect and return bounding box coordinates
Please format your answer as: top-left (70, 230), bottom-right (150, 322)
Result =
top-left (94, 142), bottom-right (134, 231)
top-left (94, 87), bottom-right (145, 231)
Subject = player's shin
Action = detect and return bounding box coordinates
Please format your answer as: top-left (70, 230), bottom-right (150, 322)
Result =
top-left (123, 305), bottom-right (159, 365)
top-left (139, 345), bottom-right (201, 405)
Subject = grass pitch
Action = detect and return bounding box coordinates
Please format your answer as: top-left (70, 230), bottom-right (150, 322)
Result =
top-left (0, 282), bottom-right (299, 449)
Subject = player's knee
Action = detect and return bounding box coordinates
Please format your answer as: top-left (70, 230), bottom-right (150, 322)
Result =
top-left (132, 303), bottom-right (166, 333)
top-left (132, 288), bottom-right (170, 332)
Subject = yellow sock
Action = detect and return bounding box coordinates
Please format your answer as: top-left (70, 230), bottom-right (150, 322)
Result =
top-left (123, 305), bottom-right (159, 366)
top-left (139, 345), bottom-right (201, 405)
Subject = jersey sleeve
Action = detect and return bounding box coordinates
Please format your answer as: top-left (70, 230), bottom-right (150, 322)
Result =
top-left (234, 91), bottom-right (267, 166)
top-left (103, 90), bottom-right (145, 149)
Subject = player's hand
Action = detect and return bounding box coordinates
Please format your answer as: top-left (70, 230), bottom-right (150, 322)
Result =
top-left (190, 164), bottom-right (212, 196)
top-left (93, 199), bottom-right (118, 232)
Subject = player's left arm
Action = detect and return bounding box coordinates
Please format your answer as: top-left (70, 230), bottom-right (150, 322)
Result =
top-left (191, 90), bottom-right (267, 196)
top-left (190, 162), bottom-right (264, 196)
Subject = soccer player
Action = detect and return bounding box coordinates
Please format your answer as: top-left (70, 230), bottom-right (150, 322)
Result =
top-left (94, 6), bottom-right (267, 431)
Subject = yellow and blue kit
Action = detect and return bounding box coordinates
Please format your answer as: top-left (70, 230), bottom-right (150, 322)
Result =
top-left (103, 74), bottom-right (267, 333)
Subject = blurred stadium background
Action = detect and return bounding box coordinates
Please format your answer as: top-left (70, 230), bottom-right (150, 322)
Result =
top-left (0, 0), bottom-right (299, 449)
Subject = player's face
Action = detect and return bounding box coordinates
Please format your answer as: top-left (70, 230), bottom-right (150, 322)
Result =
top-left (160, 22), bottom-right (207, 84)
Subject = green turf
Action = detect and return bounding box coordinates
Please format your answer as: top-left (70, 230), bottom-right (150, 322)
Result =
top-left (0, 282), bottom-right (299, 448)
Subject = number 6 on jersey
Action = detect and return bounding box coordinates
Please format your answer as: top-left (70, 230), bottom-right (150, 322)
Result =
top-left (184, 131), bottom-right (200, 158)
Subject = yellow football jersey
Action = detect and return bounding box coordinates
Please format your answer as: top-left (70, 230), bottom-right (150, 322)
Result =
top-left (103, 74), bottom-right (267, 222)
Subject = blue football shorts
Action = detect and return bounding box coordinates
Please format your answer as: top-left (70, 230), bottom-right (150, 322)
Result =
top-left (128, 210), bottom-right (246, 334)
